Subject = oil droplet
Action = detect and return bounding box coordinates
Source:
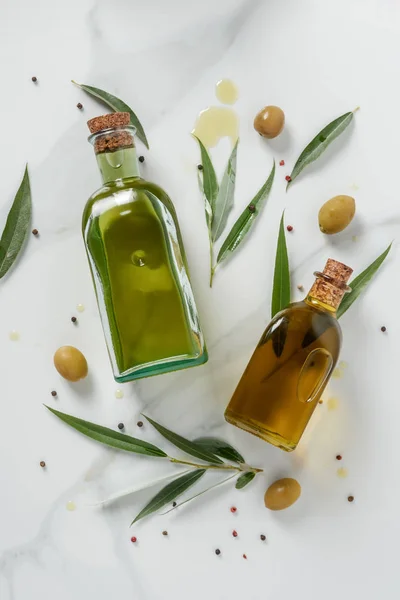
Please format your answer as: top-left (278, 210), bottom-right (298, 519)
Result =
top-left (131, 249), bottom-right (146, 267)
top-left (106, 150), bottom-right (123, 169)
top-left (327, 397), bottom-right (339, 411)
top-left (215, 79), bottom-right (238, 105)
top-left (66, 500), bottom-right (76, 511)
top-left (337, 467), bottom-right (348, 479)
top-left (192, 106), bottom-right (238, 149)
top-left (339, 360), bottom-right (347, 370)
top-left (115, 388), bottom-right (124, 399)
top-left (76, 304), bottom-right (85, 313)
top-left (332, 368), bottom-right (342, 379)
top-left (9, 330), bottom-right (20, 341)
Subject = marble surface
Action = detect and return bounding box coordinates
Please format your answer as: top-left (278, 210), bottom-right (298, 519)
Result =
top-left (1, 0), bottom-right (400, 597)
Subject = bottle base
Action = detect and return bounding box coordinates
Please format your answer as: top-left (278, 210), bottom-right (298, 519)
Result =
top-left (114, 350), bottom-right (208, 383)
top-left (224, 410), bottom-right (297, 452)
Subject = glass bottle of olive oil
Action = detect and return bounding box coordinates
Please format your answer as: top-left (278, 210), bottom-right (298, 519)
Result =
top-left (225, 259), bottom-right (352, 452)
top-left (83, 112), bottom-right (207, 382)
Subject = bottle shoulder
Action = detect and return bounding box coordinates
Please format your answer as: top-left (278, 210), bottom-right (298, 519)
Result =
top-left (259, 300), bottom-right (342, 362)
top-left (267, 300), bottom-right (342, 339)
top-left (86, 177), bottom-right (171, 203)
top-left (278, 300), bottom-right (340, 325)
top-left (82, 177), bottom-right (177, 228)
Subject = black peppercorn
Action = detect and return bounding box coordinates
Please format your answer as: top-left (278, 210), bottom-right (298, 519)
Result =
top-left (248, 204), bottom-right (256, 213)
top-left (118, 423), bottom-right (124, 430)
top-left (77, 103), bottom-right (83, 110)
top-left (71, 316), bottom-right (77, 323)
top-left (139, 156), bottom-right (145, 163)
top-left (32, 76), bottom-right (37, 82)
top-left (215, 549), bottom-right (221, 556)
top-left (51, 390), bottom-right (57, 397)
top-left (348, 495), bottom-right (354, 503)
top-left (137, 421), bottom-right (143, 428)
top-left (260, 534), bottom-right (266, 541)
top-left (32, 228), bottom-right (39, 236)
top-left (162, 530), bottom-right (168, 536)
top-left (172, 501), bottom-right (177, 507)
top-left (40, 461), bottom-right (46, 468)
top-left (197, 164), bottom-right (203, 171)
top-left (381, 326), bottom-right (387, 332)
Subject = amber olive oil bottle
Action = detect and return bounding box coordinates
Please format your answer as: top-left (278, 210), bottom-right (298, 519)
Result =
top-left (82, 112), bottom-right (207, 382)
top-left (225, 259), bottom-right (352, 451)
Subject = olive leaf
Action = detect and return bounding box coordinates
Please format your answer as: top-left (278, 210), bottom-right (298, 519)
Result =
top-left (235, 471), bottom-right (256, 489)
top-left (271, 212), bottom-right (290, 318)
top-left (212, 140), bottom-right (238, 242)
top-left (193, 437), bottom-right (245, 464)
top-left (0, 165), bottom-right (32, 279)
top-left (131, 469), bottom-right (206, 524)
top-left (45, 406), bottom-right (167, 457)
top-left (163, 473), bottom-right (237, 513)
top-left (287, 109), bottom-right (358, 189)
top-left (143, 415), bottom-right (223, 464)
top-left (197, 172), bottom-right (212, 234)
top-left (337, 243), bottom-right (391, 319)
top-left (72, 80), bottom-right (149, 149)
top-left (194, 136), bottom-right (218, 216)
top-left (217, 160), bottom-right (275, 265)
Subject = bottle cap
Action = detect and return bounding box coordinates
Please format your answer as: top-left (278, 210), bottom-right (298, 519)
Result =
top-left (87, 112), bottom-right (135, 154)
top-left (87, 112), bottom-right (130, 134)
top-left (321, 258), bottom-right (353, 285)
top-left (309, 259), bottom-right (353, 309)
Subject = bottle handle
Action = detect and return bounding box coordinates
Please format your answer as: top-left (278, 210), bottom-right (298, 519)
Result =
top-left (297, 348), bottom-right (333, 403)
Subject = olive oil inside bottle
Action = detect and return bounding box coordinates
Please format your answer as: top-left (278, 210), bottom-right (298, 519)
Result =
top-left (225, 302), bottom-right (341, 451)
top-left (93, 193), bottom-right (195, 370)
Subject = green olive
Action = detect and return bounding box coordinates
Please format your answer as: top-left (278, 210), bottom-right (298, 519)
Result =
top-left (254, 105), bottom-right (285, 139)
top-left (54, 346), bottom-right (88, 382)
top-left (318, 195), bottom-right (356, 234)
top-left (264, 477), bottom-right (301, 511)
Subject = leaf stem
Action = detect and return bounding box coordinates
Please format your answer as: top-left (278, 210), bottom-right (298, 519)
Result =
top-left (210, 266), bottom-right (215, 287)
top-left (169, 457), bottom-right (262, 474)
top-left (209, 234), bottom-right (215, 287)
top-left (170, 457), bottom-right (239, 471)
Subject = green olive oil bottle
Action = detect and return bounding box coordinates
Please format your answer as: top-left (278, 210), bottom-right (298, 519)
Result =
top-left (83, 112), bottom-right (208, 382)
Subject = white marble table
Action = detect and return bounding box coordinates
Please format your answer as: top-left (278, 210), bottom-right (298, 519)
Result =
top-left (1, 0), bottom-right (400, 597)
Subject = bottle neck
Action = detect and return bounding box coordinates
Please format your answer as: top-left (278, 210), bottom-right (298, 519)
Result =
top-left (305, 294), bottom-right (338, 315)
top-left (96, 147), bottom-right (140, 185)
top-left (305, 275), bottom-right (348, 316)
top-left (304, 260), bottom-right (352, 316)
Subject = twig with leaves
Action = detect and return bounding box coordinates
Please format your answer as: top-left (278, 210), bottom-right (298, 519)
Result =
top-left (45, 406), bottom-right (262, 524)
top-left (194, 137), bottom-right (275, 286)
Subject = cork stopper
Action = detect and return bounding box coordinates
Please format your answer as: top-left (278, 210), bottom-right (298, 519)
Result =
top-left (87, 112), bottom-right (134, 154)
top-left (87, 112), bottom-right (130, 133)
top-left (308, 259), bottom-right (353, 310)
